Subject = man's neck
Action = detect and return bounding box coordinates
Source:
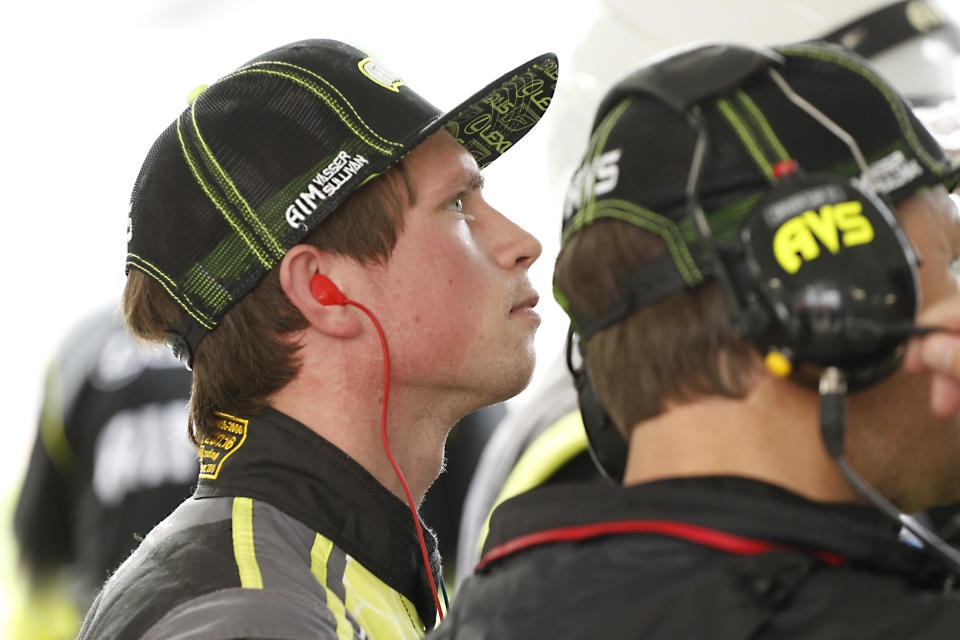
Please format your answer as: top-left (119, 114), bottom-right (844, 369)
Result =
top-left (622, 382), bottom-right (862, 504)
top-left (268, 352), bottom-right (466, 506)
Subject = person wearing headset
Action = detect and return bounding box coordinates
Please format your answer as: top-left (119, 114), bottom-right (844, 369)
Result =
top-left (456, 0), bottom-right (960, 580)
top-left (76, 39), bottom-right (555, 640)
top-left (432, 41), bottom-right (960, 638)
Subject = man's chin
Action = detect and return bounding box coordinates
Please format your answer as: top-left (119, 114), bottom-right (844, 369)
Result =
top-left (494, 354), bottom-right (537, 403)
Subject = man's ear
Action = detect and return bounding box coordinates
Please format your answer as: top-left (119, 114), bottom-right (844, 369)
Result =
top-left (279, 244), bottom-right (363, 338)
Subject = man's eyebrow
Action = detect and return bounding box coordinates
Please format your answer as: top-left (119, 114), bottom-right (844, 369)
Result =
top-left (463, 172), bottom-right (485, 192)
top-left (441, 169), bottom-right (484, 198)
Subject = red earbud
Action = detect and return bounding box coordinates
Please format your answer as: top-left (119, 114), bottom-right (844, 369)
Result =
top-left (310, 274), bottom-right (347, 306)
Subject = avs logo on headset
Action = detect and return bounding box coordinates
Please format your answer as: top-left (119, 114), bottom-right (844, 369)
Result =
top-left (749, 179), bottom-right (878, 276)
top-left (770, 198), bottom-right (875, 274)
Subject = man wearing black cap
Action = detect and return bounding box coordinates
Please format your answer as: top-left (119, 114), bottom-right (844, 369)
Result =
top-left (433, 42), bottom-right (960, 638)
top-left (455, 0), bottom-right (960, 581)
top-left (77, 39), bottom-right (555, 639)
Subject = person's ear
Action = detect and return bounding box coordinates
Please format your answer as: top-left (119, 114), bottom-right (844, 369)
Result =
top-left (279, 244), bottom-right (363, 338)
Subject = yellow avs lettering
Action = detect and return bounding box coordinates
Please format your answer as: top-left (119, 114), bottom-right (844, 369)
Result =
top-left (772, 200), bottom-right (874, 274)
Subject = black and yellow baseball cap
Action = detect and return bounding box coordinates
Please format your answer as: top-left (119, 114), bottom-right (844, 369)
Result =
top-left (556, 41), bottom-right (959, 341)
top-left (125, 39), bottom-right (558, 367)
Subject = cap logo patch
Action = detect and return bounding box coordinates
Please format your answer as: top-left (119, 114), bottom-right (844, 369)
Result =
top-left (285, 150), bottom-right (370, 229)
top-left (563, 149), bottom-right (623, 219)
top-left (858, 150), bottom-right (924, 194)
top-left (199, 413), bottom-right (248, 479)
top-left (358, 56), bottom-right (405, 92)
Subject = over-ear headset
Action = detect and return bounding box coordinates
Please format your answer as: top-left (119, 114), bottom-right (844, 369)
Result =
top-left (566, 327), bottom-right (627, 483)
top-left (569, 43), bottom-right (923, 482)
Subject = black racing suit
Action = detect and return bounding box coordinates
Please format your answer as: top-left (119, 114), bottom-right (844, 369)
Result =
top-left (433, 476), bottom-right (960, 639)
top-left (14, 307), bottom-right (195, 615)
top-left (78, 408), bottom-right (443, 639)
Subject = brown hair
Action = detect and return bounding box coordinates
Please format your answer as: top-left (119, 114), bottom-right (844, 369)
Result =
top-left (123, 164), bottom-right (414, 445)
top-left (554, 219), bottom-right (757, 437)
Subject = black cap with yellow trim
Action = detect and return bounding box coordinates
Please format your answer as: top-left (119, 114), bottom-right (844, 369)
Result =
top-left (555, 41), bottom-right (960, 342)
top-left (126, 39), bottom-right (558, 367)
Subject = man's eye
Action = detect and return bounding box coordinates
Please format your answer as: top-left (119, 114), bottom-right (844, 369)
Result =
top-left (450, 197), bottom-right (475, 221)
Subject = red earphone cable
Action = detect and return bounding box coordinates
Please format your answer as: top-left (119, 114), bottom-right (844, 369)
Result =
top-left (345, 300), bottom-right (445, 622)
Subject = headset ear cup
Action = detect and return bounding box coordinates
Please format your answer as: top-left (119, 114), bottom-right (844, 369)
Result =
top-left (565, 326), bottom-right (627, 483)
top-left (575, 371), bottom-right (627, 484)
top-left (738, 173), bottom-right (920, 389)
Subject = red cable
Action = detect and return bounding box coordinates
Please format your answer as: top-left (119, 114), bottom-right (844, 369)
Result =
top-left (346, 300), bottom-right (445, 622)
top-left (476, 519), bottom-right (847, 571)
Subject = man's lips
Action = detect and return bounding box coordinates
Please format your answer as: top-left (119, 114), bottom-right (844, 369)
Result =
top-left (510, 294), bottom-right (540, 315)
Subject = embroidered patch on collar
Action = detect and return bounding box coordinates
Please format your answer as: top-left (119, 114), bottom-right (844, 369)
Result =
top-left (198, 412), bottom-right (248, 479)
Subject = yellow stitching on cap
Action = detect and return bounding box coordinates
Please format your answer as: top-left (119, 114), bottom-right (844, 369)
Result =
top-left (125, 254), bottom-right (215, 329)
top-left (735, 90), bottom-right (791, 162)
top-left (778, 44), bottom-right (944, 173)
top-left (717, 98), bottom-right (774, 179)
top-left (189, 101), bottom-right (284, 260)
top-left (176, 118), bottom-right (273, 269)
top-left (126, 255), bottom-right (215, 327)
top-left (187, 84), bottom-right (209, 105)
top-left (588, 99), bottom-right (631, 211)
top-left (225, 62), bottom-right (401, 154)
top-left (125, 252), bottom-right (177, 287)
top-left (564, 199), bottom-right (703, 286)
top-left (261, 60), bottom-right (403, 148)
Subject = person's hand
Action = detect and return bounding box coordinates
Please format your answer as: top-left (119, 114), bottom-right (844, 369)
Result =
top-left (905, 293), bottom-right (960, 416)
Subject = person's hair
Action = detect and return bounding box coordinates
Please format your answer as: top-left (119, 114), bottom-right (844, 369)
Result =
top-left (554, 219), bottom-right (757, 437)
top-left (123, 164), bottom-right (415, 445)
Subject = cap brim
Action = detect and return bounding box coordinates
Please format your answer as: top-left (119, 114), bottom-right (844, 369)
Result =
top-left (399, 53), bottom-right (558, 170)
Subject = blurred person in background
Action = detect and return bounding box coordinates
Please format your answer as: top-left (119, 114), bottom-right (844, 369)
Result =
top-left (457, 0), bottom-right (960, 580)
top-left (77, 38), bottom-right (555, 639)
top-left (436, 39), bottom-right (960, 638)
top-left (9, 305), bottom-right (195, 639)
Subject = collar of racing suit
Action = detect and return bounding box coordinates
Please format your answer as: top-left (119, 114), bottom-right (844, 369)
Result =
top-left (480, 475), bottom-right (954, 586)
top-left (193, 407), bottom-right (443, 627)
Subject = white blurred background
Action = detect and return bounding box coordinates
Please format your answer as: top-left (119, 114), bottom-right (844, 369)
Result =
top-left (2, 0), bottom-right (959, 632)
